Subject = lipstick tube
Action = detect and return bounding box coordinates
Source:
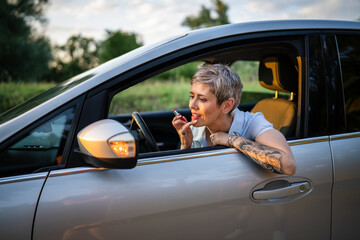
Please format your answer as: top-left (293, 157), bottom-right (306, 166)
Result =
top-left (172, 109), bottom-right (187, 122)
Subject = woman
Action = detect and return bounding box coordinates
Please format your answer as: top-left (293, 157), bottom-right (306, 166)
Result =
top-left (172, 64), bottom-right (296, 175)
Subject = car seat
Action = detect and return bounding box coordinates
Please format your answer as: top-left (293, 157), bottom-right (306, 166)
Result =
top-left (251, 54), bottom-right (299, 137)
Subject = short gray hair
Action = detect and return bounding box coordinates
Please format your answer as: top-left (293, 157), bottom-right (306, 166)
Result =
top-left (191, 64), bottom-right (243, 112)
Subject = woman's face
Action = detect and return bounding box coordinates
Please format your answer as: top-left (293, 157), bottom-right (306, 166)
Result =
top-left (189, 82), bottom-right (223, 128)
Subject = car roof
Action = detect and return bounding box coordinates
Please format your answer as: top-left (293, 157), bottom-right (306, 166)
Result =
top-left (1, 19), bottom-right (360, 142)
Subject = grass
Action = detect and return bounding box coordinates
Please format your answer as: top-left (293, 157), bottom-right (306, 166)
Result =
top-left (109, 79), bottom-right (274, 115)
top-left (0, 82), bottom-right (55, 114)
top-left (109, 79), bottom-right (192, 115)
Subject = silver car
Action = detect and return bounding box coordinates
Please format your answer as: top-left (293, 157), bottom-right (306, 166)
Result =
top-left (1, 20), bottom-right (359, 239)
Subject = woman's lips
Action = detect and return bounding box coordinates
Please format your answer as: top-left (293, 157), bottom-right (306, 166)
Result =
top-left (191, 113), bottom-right (200, 120)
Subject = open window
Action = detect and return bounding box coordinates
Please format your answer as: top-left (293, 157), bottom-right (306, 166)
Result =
top-left (108, 38), bottom-right (303, 155)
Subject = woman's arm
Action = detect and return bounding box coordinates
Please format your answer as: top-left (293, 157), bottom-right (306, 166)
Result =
top-left (211, 129), bottom-right (296, 175)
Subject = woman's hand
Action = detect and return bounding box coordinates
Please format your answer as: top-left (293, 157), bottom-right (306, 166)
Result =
top-left (172, 115), bottom-right (197, 149)
top-left (209, 132), bottom-right (230, 146)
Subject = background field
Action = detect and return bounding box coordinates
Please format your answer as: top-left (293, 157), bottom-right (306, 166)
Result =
top-left (109, 79), bottom-right (273, 115)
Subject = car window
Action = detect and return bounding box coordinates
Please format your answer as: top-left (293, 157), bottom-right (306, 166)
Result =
top-left (0, 107), bottom-right (75, 178)
top-left (107, 39), bottom-right (301, 154)
top-left (337, 34), bottom-right (360, 133)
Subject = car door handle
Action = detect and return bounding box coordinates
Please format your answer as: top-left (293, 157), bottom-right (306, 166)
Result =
top-left (252, 182), bottom-right (309, 200)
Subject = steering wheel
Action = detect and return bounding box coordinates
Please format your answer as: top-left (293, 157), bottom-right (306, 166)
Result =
top-left (131, 112), bottom-right (159, 152)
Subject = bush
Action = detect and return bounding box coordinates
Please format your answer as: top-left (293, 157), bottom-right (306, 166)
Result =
top-left (155, 62), bottom-right (200, 81)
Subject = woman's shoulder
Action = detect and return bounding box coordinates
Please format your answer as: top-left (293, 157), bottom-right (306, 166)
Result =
top-left (234, 108), bottom-right (261, 121)
top-left (234, 108), bottom-right (266, 122)
top-left (231, 109), bottom-right (273, 140)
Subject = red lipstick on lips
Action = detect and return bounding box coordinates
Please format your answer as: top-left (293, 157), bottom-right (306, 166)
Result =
top-left (191, 112), bottom-right (200, 121)
top-left (172, 109), bottom-right (187, 122)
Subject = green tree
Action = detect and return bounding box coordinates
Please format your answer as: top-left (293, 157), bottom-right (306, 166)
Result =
top-left (182, 0), bottom-right (230, 30)
top-left (47, 30), bottom-right (143, 83)
top-left (98, 30), bottom-right (143, 64)
top-left (47, 34), bottom-right (99, 82)
top-left (0, 0), bottom-right (52, 82)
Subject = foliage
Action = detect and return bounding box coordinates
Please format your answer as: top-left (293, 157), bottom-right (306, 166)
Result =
top-left (0, 1), bottom-right (143, 83)
top-left (46, 34), bottom-right (99, 82)
top-left (46, 30), bottom-right (143, 82)
top-left (98, 30), bottom-right (143, 64)
top-left (155, 62), bottom-right (200, 81)
top-left (232, 60), bottom-right (260, 83)
top-left (182, 0), bottom-right (230, 30)
top-left (0, 0), bottom-right (52, 82)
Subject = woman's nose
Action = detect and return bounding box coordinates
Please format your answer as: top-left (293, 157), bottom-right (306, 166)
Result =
top-left (189, 98), bottom-right (198, 110)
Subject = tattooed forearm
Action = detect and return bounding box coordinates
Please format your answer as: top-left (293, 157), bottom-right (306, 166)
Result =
top-left (231, 135), bottom-right (282, 173)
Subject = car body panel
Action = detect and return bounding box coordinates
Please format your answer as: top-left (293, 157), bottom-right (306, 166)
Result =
top-left (0, 173), bottom-right (48, 239)
top-left (33, 139), bottom-right (332, 239)
top-left (330, 133), bottom-right (360, 239)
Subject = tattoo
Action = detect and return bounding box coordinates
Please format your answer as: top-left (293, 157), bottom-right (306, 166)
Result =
top-left (233, 136), bottom-right (282, 173)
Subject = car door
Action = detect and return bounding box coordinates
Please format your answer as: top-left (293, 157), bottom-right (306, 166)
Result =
top-left (330, 33), bottom-right (360, 240)
top-left (32, 32), bottom-right (333, 239)
top-left (33, 142), bottom-right (332, 240)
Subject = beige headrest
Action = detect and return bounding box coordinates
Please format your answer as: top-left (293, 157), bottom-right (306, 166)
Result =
top-left (259, 55), bottom-right (298, 93)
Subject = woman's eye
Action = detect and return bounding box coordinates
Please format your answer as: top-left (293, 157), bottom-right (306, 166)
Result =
top-left (200, 98), bottom-right (206, 102)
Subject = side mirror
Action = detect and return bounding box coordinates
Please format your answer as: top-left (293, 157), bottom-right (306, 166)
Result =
top-left (77, 119), bottom-right (138, 169)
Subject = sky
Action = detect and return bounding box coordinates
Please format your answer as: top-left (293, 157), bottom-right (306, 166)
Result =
top-left (41, 0), bottom-right (360, 46)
